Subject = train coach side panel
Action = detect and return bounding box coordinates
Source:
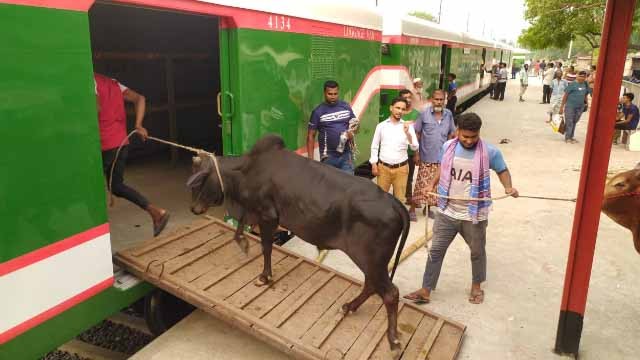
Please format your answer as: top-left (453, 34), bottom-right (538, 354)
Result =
top-left (228, 28), bottom-right (381, 165)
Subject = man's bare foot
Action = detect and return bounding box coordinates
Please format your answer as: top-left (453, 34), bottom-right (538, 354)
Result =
top-left (403, 288), bottom-right (431, 304)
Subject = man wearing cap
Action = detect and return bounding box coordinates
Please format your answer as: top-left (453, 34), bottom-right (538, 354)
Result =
top-left (559, 71), bottom-right (591, 143)
top-left (413, 78), bottom-right (427, 108)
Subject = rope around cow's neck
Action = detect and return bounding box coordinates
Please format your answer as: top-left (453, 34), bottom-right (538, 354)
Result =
top-left (108, 130), bottom-right (225, 207)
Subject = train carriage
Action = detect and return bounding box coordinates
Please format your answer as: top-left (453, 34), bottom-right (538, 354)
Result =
top-left (0, 1), bottom-right (382, 358)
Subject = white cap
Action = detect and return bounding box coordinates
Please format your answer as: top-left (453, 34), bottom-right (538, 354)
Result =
top-left (413, 77), bottom-right (422, 83)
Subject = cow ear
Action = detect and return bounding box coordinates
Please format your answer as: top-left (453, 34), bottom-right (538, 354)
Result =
top-left (186, 170), bottom-right (209, 189)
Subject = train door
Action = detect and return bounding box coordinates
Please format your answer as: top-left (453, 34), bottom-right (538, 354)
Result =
top-left (88, 2), bottom-right (231, 251)
top-left (439, 44), bottom-right (451, 89)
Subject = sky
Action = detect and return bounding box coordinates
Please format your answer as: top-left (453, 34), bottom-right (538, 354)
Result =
top-left (376, 0), bottom-right (530, 44)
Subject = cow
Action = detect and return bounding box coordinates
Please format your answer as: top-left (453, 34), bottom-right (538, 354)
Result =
top-left (187, 134), bottom-right (410, 354)
top-left (602, 167), bottom-right (640, 254)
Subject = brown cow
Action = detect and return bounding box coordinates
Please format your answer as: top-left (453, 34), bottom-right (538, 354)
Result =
top-left (187, 134), bottom-right (410, 354)
top-left (602, 167), bottom-right (640, 253)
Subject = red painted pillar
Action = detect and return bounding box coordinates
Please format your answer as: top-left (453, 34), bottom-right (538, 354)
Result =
top-left (555, 0), bottom-right (636, 355)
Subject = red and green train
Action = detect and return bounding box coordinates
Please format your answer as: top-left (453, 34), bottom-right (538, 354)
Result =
top-left (0, 1), bottom-right (513, 358)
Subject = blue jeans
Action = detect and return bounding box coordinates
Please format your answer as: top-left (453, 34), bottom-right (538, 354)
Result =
top-left (564, 105), bottom-right (584, 140)
top-left (322, 150), bottom-right (354, 174)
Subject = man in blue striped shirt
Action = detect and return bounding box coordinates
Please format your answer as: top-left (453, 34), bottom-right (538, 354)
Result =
top-left (307, 80), bottom-right (358, 174)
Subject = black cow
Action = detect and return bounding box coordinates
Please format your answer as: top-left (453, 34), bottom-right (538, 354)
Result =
top-left (187, 134), bottom-right (410, 353)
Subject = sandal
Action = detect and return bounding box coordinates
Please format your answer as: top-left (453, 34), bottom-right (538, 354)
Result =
top-left (153, 211), bottom-right (170, 237)
top-left (403, 292), bottom-right (430, 304)
top-left (468, 289), bottom-right (484, 304)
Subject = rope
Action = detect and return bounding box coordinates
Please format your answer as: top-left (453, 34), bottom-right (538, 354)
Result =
top-left (108, 130), bottom-right (224, 207)
top-left (425, 192), bottom-right (577, 202)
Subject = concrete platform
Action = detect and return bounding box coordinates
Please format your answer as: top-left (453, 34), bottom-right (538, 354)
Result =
top-left (131, 310), bottom-right (291, 360)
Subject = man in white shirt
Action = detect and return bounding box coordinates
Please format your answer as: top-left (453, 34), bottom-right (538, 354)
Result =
top-left (541, 64), bottom-right (555, 104)
top-left (370, 97), bottom-right (419, 203)
top-left (519, 64), bottom-right (529, 102)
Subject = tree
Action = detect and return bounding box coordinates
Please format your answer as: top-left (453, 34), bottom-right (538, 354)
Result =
top-left (408, 11), bottom-right (437, 23)
top-left (518, 0), bottom-right (640, 51)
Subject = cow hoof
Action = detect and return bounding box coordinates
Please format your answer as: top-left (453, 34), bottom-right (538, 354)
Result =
top-left (390, 345), bottom-right (402, 360)
top-left (340, 303), bottom-right (353, 315)
top-left (255, 275), bottom-right (271, 287)
top-left (235, 236), bottom-right (249, 254)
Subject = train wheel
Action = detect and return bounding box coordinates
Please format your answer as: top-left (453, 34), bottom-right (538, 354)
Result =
top-left (143, 289), bottom-right (195, 336)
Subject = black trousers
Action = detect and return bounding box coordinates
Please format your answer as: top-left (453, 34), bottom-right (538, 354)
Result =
top-left (488, 83), bottom-right (495, 98)
top-left (615, 123), bottom-right (635, 130)
top-left (495, 82), bottom-right (506, 100)
top-left (405, 154), bottom-right (416, 200)
top-left (543, 85), bottom-right (552, 103)
top-left (102, 146), bottom-right (150, 210)
top-left (446, 96), bottom-right (457, 114)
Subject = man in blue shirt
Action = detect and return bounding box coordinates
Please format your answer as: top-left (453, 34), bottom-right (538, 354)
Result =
top-left (560, 71), bottom-right (592, 143)
top-left (307, 80), bottom-right (358, 174)
top-left (409, 90), bottom-right (456, 221)
top-left (615, 92), bottom-right (640, 131)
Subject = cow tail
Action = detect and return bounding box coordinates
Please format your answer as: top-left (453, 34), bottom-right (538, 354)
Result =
top-left (389, 199), bottom-right (410, 281)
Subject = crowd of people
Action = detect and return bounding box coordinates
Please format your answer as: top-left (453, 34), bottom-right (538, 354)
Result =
top-left (307, 80), bottom-right (519, 305)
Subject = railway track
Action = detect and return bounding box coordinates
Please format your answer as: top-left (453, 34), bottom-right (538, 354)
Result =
top-left (43, 311), bottom-right (154, 360)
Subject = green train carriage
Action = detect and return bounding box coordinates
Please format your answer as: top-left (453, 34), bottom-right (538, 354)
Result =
top-left (0, 1), bottom-right (383, 358)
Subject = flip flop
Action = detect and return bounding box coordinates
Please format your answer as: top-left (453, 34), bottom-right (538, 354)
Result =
top-left (403, 292), bottom-right (430, 304)
top-left (153, 211), bottom-right (170, 237)
top-left (468, 290), bottom-right (484, 304)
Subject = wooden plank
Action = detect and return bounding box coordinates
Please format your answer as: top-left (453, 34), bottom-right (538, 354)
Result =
top-left (205, 252), bottom-right (288, 300)
top-left (226, 258), bottom-right (315, 310)
top-left (136, 226), bottom-right (227, 266)
top-left (300, 284), bottom-right (361, 347)
top-left (188, 243), bottom-right (263, 288)
top-left (369, 304), bottom-right (422, 360)
top-left (175, 241), bottom-right (260, 283)
top-left (273, 272), bottom-right (335, 328)
top-left (425, 323), bottom-right (464, 360)
top-left (418, 318), bottom-right (445, 359)
top-left (319, 296), bottom-right (384, 357)
top-left (353, 304), bottom-right (404, 360)
top-left (129, 219), bottom-right (216, 257)
top-left (343, 304), bottom-right (388, 360)
top-left (162, 232), bottom-right (236, 275)
top-left (250, 269), bottom-right (341, 322)
top-left (397, 315), bottom-right (438, 360)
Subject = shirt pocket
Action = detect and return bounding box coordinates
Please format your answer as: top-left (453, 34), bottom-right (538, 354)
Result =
top-left (423, 122), bottom-right (437, 136)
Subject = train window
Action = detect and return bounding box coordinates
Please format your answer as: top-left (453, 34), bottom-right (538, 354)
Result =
top-left (381, 43), bottom-right (391, 56)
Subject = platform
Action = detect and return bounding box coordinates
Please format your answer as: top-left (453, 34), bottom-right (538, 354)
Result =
top-left (114, 217), bottom-right (465, 360)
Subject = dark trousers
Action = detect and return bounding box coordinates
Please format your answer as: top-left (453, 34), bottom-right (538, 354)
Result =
top-left (405, 155), bottom-right (416, 201)
top-left (488, 83), bottom-right (495, 98)
top-left (615, 123), bottom-right (636, 130)
top-left (446, 96), bottom-right (457, 114)
top-left (495, 82), bottom-right (506, 100)
top-left (102, 146), bottom-right (150, 210)
top-left (542, 85), bottom-right (552, 103)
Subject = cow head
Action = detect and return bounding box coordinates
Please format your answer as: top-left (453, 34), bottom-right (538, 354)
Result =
top-left (187, 153), bottom-right (224, 215)
top-left (602, 168), bottom-right (640, 254)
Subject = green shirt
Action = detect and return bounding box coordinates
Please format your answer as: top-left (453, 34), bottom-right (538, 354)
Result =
top-left (403, 109), bottom-right (420, 155)
top-left (564, 81), bottom-right (591, 109)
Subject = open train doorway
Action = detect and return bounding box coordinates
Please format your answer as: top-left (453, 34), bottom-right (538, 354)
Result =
top-left (89, 2), bottom-right (225, 251)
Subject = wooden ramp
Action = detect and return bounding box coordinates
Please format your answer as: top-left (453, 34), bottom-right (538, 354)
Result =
top-left (114, 217), bottom-right (465, 360)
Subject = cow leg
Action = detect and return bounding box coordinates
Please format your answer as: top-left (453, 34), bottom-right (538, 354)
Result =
top-left (233, 216), bottom-right (249, 254)
top-left (341, 281), bottom-right (374, 314)
top-left (374, 274), bottom-right (401, 354)
top-left (255, 221), bottom-right (277, 287)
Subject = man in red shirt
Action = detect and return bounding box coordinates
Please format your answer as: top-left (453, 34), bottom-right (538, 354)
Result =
top-left (95, 73), bottom-right (170, 237)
